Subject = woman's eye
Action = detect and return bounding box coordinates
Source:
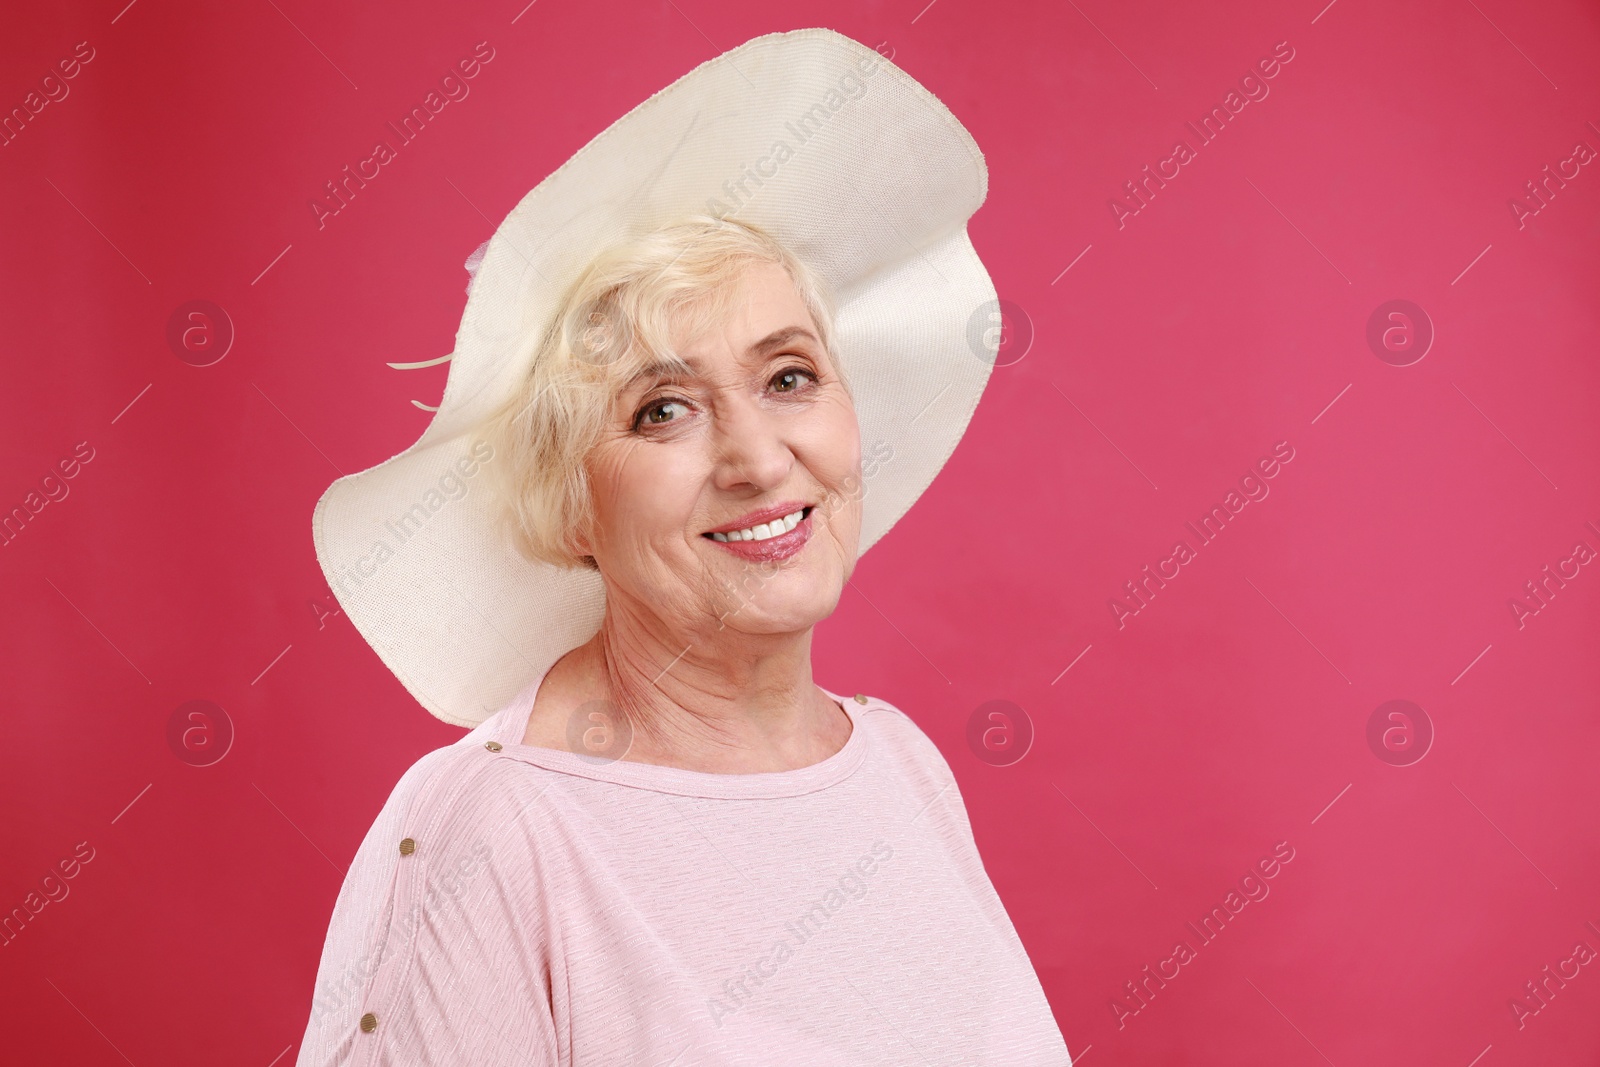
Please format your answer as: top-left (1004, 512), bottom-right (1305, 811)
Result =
top-left (771, 367), bottom-right (816, 393)
top-left (636, 399), bottom-right (689, 429)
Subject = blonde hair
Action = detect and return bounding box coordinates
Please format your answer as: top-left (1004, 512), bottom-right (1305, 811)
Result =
top-left (483, 214), bottom-right (843, 571)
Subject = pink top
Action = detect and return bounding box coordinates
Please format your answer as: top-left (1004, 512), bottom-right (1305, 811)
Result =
top-left (294, 674), bottom-right (1073, 1066)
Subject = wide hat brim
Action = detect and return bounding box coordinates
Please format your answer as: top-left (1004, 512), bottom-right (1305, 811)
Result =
top-left (312, 26), bottom-right (998, 727)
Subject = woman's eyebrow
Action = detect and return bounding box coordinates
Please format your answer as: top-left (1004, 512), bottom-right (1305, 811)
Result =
top-left (623, 358), bottom-right (697, 394)
top-left (620, 326), bottom-right (817, 395)
top-left (747, 325), bottom-right (818, 358)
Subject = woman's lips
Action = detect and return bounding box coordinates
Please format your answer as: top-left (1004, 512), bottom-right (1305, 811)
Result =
top-left (703, 506), bottom-right (814, 562)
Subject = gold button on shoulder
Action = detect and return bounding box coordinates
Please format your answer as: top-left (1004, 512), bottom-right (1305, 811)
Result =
top-left (854, 694), bottom-right (869, 705)
top-left (359, 1012), bottom-right (377, 1033)
top-left (484, 740), bottom-right (503, 752)
top-left (398, 838), bottom-right (416, 856)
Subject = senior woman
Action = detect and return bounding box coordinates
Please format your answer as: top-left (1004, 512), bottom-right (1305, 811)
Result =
top-left (298, 28), bottom-right (1072, 1067)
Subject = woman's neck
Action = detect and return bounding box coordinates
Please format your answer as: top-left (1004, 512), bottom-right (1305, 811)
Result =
top-left (528, 619), bottom-right (851, 774)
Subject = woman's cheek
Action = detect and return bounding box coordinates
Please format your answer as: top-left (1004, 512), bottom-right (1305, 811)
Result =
top-left (810, 394), bottom-right (861, 473)
top-left (618, 439), bottom-right (706, 544)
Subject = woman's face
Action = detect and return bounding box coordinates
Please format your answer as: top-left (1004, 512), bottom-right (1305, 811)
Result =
top-left (579, 259), bottom-right (863, 639)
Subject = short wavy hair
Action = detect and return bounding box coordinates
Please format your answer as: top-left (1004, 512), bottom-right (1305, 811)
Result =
top-left (483, 214), bottom-right (845, 572)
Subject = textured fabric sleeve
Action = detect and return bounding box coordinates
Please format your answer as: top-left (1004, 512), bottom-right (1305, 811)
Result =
top-left (295, 744), bottom-right (558, 1067)
top-left (868, 700), bottom-right (982, 849)
top-left (870, 701), bottom-right (1045, 979)
top-left (875, 699), bottom-right (1073, 1063)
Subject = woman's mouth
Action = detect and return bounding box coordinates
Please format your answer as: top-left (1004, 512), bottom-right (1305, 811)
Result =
top-left (702, 505), bottom-right (815, 561)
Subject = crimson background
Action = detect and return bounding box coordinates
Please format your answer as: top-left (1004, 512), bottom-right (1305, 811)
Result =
top-left (2, 1), bottom-right (1598, 1064)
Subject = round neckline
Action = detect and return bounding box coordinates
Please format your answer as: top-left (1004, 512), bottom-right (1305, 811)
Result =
top-left (484, 668), bottom-right (871, 800)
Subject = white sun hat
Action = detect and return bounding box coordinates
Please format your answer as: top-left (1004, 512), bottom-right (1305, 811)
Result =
top-left (311, 26), bottom-right (999, 728)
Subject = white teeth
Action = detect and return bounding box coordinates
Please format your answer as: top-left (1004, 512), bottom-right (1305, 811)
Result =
top-left (709, 509), bottom-right (806, 544)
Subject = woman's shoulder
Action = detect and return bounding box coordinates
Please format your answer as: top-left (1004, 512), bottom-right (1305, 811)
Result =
top-left (324, 696), bottom-right (549, 908)
top-left (372, 726), bottom-right (545, 846)
top-left (299, 731), bottom-right (555, 1062)
top-left (850, 690), bottom-right (986, 847)
top-left (852, 691), bottom-right (961, 786)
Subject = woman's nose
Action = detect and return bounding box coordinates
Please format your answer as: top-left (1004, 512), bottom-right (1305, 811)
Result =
top-left (708, 394), bottom-right (794, 492)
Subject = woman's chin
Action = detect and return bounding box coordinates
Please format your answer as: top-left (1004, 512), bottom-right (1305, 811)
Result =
top-left (711, 585), bottom-right (843, 636)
